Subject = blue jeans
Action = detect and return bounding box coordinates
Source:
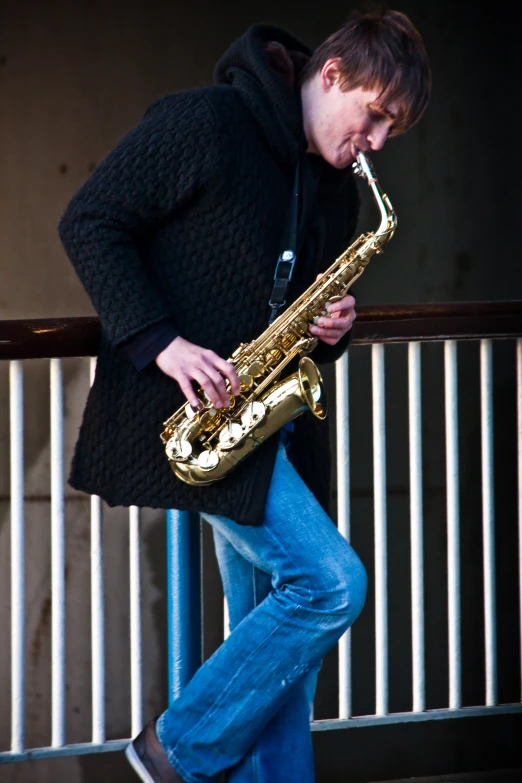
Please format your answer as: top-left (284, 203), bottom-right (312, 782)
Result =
top-left (156, 439), bottom-right (367, 783)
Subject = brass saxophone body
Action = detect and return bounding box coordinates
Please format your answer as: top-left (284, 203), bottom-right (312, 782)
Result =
top-left (160, 151), bottom-right (396, 486)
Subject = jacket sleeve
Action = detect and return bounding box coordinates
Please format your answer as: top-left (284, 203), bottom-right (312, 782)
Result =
top-left (120, 318), bottom-right (180, 370)
top-left (58, 93), bottom-right (217, 346)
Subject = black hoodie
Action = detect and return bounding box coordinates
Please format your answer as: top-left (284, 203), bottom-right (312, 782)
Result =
top-left (58, 24), bottom-right (360, 525)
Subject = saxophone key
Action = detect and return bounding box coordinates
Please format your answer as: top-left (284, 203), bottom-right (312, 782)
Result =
top-left (280, 333), bottom-right (297, 349)
top-left (240, 401), bottom-right (266, 430)
top-left (200, 408), bottom-right (222, 432)
top-left (166, 437), bottom-right (192, 461)
top-left (293, 317), bottom-right (309, 334)
top-left (238, 373), bottom-right (254, 392)
top-left (265, 348), bottom-right (282, 366)
top-left (218, 421), bottom-right (244, 449)
top-left (326, 295), bottom-right (344, 308)
top-left (246, 361), bottom-right (263, 378)
top-left (185, 402), bottom-right (199, 420)
top-left (197, 450), bottom-right (219, 471)
top-left (231, 343), bottom-right (247, 359)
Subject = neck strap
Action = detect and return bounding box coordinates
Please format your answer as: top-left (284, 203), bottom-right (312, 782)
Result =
top-left (268, 156), bottom-right (301, 325)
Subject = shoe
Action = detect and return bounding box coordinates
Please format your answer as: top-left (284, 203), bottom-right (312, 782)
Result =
top-left (125, 717), bottom-right (187, 783)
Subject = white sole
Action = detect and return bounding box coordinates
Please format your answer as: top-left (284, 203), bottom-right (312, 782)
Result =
top-left (125, 741), bottom-right (158, 783)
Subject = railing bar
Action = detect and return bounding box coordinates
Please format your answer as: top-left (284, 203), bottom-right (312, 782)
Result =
top-left (336, 352), bottom-right (352, 719)
top-left (408, 342), bottom-right (425, 712)
top-left (129, 506), bottom-right (143, 736)
top-left (89, 357), bottom-right (105, 744)
top-left (481, 340), bottom-right (497, 705)
top-left (50, 358), bottom-right (65, 746)
top-left (2, 700), bottom-right (522, 762)
top-left (200, 519), bottom-right (205, 666)
top-left (444, 340), bottom-right (462, 709)
top-left (166, 510), bottom-right (202, 703)
top-left (372, 343), bottom-right (388, 716)
top-left (10, 360), bottom-right (24, 753)
top-left (309, 702), bottom-right (522, 731)
top-left (518, 338), bottom-right (522, 702)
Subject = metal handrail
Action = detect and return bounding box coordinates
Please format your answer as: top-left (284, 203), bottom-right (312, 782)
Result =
top-left (1, 302), bottom-right (521, 360)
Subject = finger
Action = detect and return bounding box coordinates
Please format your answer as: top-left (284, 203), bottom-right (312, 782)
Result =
top-left (199, 363), bottom-right (231, 406)
top-left (328, 307), bottom-right (356, 319)
top-left (209, 355), bottom-right (241, 396)
top-left (316, 331), bottom-right (342, 345)
top-left (192, 369), bottom-right (227, 408)
top-left (326, 295), bottom-right (355, 313)
top-left (310, 325), bottom-right (346, 340)
top-left (312, 315), bottom-right (354, 331)
top-left (177, 375), bottom-right (201, 409)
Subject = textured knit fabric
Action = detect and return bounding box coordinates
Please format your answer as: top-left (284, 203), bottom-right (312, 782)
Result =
top-left (122, 318), bottom-right (180, 371)
top-left (58, 23), bottom-right (360, 525)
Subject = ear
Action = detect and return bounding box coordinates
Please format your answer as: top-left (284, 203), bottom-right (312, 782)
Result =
top-left (319, 58), bottom-right (343, 91)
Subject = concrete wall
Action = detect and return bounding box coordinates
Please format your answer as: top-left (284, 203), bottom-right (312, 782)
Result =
top-left (0, 1), bottom-right (520, 781)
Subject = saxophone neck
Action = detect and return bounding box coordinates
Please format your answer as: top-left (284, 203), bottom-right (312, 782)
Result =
top-left (353, 151), bottom-right (397, 245)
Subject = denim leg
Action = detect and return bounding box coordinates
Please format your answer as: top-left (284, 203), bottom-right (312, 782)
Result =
top-left (211, 526), bottom-right (321, 783)
top-left (156, 441), bottom-right (367, 783)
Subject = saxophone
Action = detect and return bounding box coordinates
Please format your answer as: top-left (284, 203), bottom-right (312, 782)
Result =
top-left (160, 151), bottom-right (396, 486)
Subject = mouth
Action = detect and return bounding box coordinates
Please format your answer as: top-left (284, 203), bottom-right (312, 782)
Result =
top-left (350, 146), bottom-right (358, 163)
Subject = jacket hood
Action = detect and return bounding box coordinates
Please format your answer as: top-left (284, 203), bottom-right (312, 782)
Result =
top-left (214, 23), bottom-right (312, 166)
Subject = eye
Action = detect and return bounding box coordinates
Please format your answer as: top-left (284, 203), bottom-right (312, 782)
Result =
top-left (369, 108), bottom-right (386, 123)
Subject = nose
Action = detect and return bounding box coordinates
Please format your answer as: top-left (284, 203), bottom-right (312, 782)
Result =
top-left (367, 124), bottom-right (390, 151)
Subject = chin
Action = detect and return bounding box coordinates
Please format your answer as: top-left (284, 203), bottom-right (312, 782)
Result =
top-left (333, 150), bottom-right (355, 169)
top-left (334, 157), bottom-right (353, 170)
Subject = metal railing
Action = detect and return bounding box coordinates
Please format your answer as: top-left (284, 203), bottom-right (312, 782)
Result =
top-left (1, 301), bottom-right (521, 763)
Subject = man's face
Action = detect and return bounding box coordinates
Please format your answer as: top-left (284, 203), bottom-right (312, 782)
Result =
top-left (303, 61), bottom-right (399, 169)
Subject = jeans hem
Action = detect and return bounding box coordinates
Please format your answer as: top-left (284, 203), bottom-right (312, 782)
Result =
top-left (164, 603), bottom-right (302, 778)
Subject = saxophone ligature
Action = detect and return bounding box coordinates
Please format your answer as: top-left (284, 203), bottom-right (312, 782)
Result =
top-left (160, 150), bottom-right (397, 486)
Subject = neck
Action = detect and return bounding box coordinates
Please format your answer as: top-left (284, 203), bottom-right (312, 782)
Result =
top-left (300, 78), bottom-right (319, 155)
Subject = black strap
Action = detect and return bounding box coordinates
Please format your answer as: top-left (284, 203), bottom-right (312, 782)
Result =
top-left (268, 157), bottom-right (301, 325)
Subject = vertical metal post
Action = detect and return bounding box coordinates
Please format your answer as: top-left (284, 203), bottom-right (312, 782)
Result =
top-left (166, 510), bottom-right (202, 703)
top-left (90, 357), bottom-right (105, 744)
top-left (444, 340), bottom-right (461, 709)
top-left (10, 360), bottom-right (24, 753)
top-left (336, 352), bottom-right (352, 720)
top-left (516, 339), bottom-right (522, 701)
top-left (50, 358), bottom-right (65, 746)
top-left (372, 343), bottom-right (388, 716)
top-left (480, 340), bottom-right (497, 705)
top-left (408, 342), bottom-right (425, 713)
top-left (129, 506), bottom-right (143, 736)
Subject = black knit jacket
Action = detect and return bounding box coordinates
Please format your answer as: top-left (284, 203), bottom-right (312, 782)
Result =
top-left (58, 23), bottom-right (360, 526)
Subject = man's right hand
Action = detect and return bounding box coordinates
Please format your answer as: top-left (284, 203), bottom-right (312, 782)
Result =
top-left (155, 336), bottom-right (241, 410)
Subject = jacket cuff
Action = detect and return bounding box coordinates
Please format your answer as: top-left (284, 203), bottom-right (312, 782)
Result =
top-left (121, 319), bottom-right (180, 371)
top-left (312, 326), bottom-right (353, 365)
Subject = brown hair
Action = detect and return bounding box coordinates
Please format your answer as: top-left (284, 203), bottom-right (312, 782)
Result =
top-left (300, 6), bottom-right (431, 135)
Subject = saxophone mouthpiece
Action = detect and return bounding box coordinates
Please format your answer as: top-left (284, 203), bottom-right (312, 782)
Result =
top-left (353, 150), bottom-right (377, 184)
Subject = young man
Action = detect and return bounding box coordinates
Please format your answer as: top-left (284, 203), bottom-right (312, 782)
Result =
top-left (59, 8), bottom-right (430, 782)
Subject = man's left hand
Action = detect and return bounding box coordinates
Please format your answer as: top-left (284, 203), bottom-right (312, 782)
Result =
top-left (308, 286), bottom-right (356, 346)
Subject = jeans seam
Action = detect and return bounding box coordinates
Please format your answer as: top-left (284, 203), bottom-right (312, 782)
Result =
top-left (170, 603), bottom-right (302, 762)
